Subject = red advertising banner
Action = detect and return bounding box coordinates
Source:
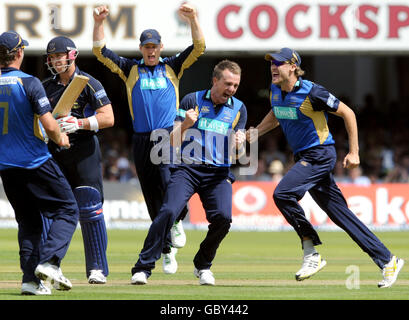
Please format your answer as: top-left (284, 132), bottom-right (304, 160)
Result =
top-left (189, 182), bottom-right (409, 229)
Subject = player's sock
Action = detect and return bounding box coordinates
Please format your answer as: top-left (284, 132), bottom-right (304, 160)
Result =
top-left (302, 239), bottom-right (317, 256)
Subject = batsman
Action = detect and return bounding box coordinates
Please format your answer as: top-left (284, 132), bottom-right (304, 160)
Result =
top-left (41, 36), bottom-right (114, 285)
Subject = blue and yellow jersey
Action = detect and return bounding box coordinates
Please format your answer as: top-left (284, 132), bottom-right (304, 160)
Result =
top-left (93, 40), bottom-right (205, 133)
top-left (176, 90), bottom-right (247, 167)
top-left (42, 66), bottom-right (111, 147)
top-left (270, 78), bottom-right (339, 155)
top-left (0, 67), bottom-right (52, 170)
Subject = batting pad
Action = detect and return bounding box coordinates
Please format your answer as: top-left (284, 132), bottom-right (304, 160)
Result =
top-left (74, 186), bottom-right (109, 277)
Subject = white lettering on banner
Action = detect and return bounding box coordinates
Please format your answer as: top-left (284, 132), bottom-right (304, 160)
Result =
top-left (299, 192), bottom-right (328, 225)
top-left (102, 200), bottom-right (150, 222)
top-left (0, 200), bottom-right (14, 218)
top-left (348, 196), bottom-right (373, 225)
top-left (0, 0), bottom-right (408, 52)
top-left (376, 188), bottom-right (406, 225)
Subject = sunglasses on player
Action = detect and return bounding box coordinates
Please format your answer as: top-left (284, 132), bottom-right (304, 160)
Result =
top-left (270, 60), bottom-right (288, 67)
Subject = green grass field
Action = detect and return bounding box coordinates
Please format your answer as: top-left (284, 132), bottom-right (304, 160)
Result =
top-left (0, 228), bottom-right (408, 300)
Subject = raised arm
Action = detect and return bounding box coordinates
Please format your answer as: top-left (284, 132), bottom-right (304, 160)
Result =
top-left (178, 3), bottom-right (204, 42)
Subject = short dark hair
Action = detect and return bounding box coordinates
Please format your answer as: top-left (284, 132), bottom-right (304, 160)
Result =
top-left (0, 45), bottom-right (18, 66)
top-left (212, 60), bottom-right (241, 79)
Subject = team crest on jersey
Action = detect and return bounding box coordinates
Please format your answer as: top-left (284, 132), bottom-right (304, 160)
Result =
top-left (201, 106), bottom-right (210, 113)
top-left (272, 94), bottom-right (280, 101)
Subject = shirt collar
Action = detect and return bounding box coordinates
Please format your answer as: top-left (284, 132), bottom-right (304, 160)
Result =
top-left (0, 67), bottom-right (19, 73)
top-left (204, 90), bottom-right (234, 109)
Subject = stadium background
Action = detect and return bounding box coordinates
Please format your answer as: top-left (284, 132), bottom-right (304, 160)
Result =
top-left (1, 0), bottom-right (409, 231)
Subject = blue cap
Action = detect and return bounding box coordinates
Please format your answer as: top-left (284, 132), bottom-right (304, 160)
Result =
top-left (139, 29), bottom-right (161, 46)
top-left (46, 36), bottom-right (77, 55)
top-left (0, 31), bottom-right (29, 52)
top-left (265, 47), bottom-right (301, 66)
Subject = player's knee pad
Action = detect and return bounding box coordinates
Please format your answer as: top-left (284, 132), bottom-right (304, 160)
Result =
top-left (74, 186), bottom-right (109, 277)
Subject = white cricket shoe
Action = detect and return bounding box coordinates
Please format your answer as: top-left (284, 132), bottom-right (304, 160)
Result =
top-left (88, 269), bottom-right (107, 284)
top-left (194, 268), bottom-right (215, 286)
top-left (131, 272), bottom-right (147, 285)
top-left (35, 262), bottom-right (72, 291)
top-left (162, 247), bottom-right (178, 274)
top-left (378, 256), bottom-right (404, 288)
top-left (171, 221), bottom-right (186, 248)
top-left (21, 281), bottom-right (51, 295)
top-left (295, 252), bottom-right (327, 281)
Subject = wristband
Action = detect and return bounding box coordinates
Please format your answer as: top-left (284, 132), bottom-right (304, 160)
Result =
top-left (88, 115), bottom-right (99, 131)
top-left (93, 39), bottom-right (106, 48)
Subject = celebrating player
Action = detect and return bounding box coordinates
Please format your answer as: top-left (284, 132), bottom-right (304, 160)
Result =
top-left (248, 47), bottom-right (404, 288)
top-left (42, 36), bottom-right (114, 285)
top-left (0, 31), bottom-right (79, 295)
top-left (92, 3), bottom-right (205, 274)
top-left (131, 60), bottom-right (247, 285)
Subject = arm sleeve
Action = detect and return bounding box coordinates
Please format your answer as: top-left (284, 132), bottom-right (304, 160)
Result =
top-left (232, 104), bottom-right (247, 132)
top-left (165, 39), bottom-right (205, 79)
top-left (86, 76), bottom-right (112, 110)
top-left (92, 45), bottom-right (135, 81)
top-left (22, 77), bottom-right (52, 116)
top-left (309, 83), bottom-right (340, 112)
top-left (176, 92), bottom-right (196, 121)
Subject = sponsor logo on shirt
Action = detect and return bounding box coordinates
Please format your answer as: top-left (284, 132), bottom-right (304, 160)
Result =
top-left (273, 106), bottom-right (298, 120)
top-left (140, 77), bottom-right (167, 90)
top-left (0, 77), bottom-right (18, 85)
top-left (198, 117), bottom-right (230, 135)
top-left (94, 89), bottom-right (107, 100)
top-left (38, 96), bottom-right (50, 108)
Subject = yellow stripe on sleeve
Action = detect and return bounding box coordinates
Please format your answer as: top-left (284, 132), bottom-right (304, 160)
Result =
top-left (299, 97), bottom-right (329, 144)
top-left (92, 46), bottom-right (127, 83)
top-left (177, 38), bottom-right (205, 79)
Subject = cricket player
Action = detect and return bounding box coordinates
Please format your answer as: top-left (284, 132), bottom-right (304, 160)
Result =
top-left (0, 31), bottom-right (79, 295)
top-left (92, 3), bottom-right (205, 274)
top-left (248, 47), bottom-right (404, 288)
top-left (42, 36), bottom-right (114, 284)
top-left (131, 60), bottom-right (247, 285)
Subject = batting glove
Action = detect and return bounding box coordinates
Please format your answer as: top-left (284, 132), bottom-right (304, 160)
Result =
top-left (57, 116), bottom-right (82, 134)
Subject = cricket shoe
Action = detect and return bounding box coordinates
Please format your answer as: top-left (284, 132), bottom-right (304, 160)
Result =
top-left (378, 256), bottom-right (404, 288)
top-left (171, 220), bottom-right (186, 248)
top-left (88, 269), bottom-right (107, 284)
top-left (131, 272), bottom-right (147, 285)
top-left (21, 281), bottom-right (51, 295)
top-left (194, 268), bottom-right (215, 286)
top-left (162, 247), bottom-right (178, 274)
top-left (295, 252), bottom-right (327, 281)
top-left (35, 262), bottom-right (72, 291)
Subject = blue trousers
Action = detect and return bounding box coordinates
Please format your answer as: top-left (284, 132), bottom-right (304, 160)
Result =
top-left (273, 145), bottom-right (391, 269)
top-left (132, 164), bottom-right (233, 277)
top-left (0, 158), bottom-right (79, 283)
top-left (132, 131), bottom-right (188, 253)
